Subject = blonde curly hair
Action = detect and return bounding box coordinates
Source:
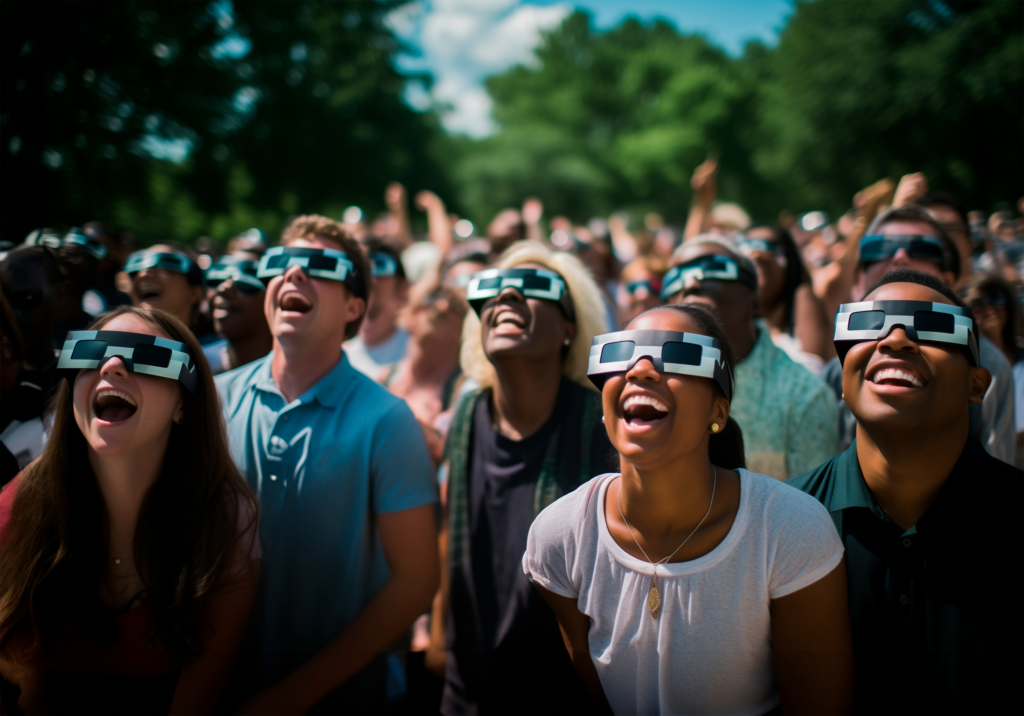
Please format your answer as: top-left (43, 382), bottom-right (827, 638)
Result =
top-left (460, 241), bottom-right (611, 391)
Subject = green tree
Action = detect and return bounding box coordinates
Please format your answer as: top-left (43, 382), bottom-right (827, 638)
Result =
top-left (753, 0), bottom-right (1023, 214)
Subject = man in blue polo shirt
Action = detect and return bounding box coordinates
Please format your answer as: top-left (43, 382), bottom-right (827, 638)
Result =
top-left (789, 269), bottom-right (1023, 714)
top-left (217, 214), bottom-right (438, 714)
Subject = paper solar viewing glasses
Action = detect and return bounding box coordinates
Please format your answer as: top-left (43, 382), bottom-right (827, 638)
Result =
top-left (834, 300), bottom-right (979, 366)
top-left (369, 251), bottom-right (399, 278)
top-left (256, 246), bottom-right (366, 299)
top-left (206, 257), bottom-right (265, 294)
top-left (466, 267), bottom-right (576, 321)
top-left (859, 234), bottom-right (947, 267)
top-left (58, 330), bottom-right (199, 394)
top-left (660, 255), bottom-right (759, 300)
top-left (24, 228), bottom-right (108, 260)
top-left (124, 250), bottom-right (207, 287)
top-left (587, 330), bottom-right (733, 401)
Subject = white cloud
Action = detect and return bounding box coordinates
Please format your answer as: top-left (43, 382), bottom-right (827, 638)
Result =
top-left (395, 1), bottom-right (571, 137)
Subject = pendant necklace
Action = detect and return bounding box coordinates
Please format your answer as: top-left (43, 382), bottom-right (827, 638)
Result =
top-left (616, 466), bottom-right (717, 619)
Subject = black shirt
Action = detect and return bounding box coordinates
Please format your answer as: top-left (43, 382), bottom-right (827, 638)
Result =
top-left (443, 378), bottom-right (618, 715)
top-left (787, 436), bottom-right (1023, 715)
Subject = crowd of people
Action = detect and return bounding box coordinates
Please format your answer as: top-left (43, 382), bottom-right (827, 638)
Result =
top-left (0, 162), bottom-right (1021, 715)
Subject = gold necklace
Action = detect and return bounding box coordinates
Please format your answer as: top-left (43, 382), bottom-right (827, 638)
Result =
top-left (616, 467), bottom-right (717, 619)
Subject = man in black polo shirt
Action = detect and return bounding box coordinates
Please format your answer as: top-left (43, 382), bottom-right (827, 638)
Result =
top-left (789, 268), bottom-right (1022, 715)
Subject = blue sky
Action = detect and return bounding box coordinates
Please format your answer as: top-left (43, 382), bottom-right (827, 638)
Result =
top-left (389, 0), bottom-right (792, 136)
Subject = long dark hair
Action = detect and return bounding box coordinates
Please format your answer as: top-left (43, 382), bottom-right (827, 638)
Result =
top-left (747, 222), bottom-right (810, 332)
top-left (958, 272), bottom-right (1022, 363)
top-left (0, 306), bottom-right (258, 663)
top-left (636, 303), bottom-right (746, 470)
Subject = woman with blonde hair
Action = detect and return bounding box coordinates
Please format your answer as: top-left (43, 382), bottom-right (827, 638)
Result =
top-left (0, 306), bottom-right (259, 714)
top-left (434, 242), bottom-right (619, 714)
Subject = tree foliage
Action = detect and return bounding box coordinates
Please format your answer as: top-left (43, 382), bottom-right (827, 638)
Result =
top-left (0, 0), bottom-right (451, 244)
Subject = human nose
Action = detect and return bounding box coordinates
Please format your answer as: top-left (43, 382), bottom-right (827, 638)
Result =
top-left (283, 264), bottom-right (308, 283)
top-left (889, 247), bottom-right (912, 267)
top-left (624, 356), bottom-right (661, 383)
top-left (876, 326), bottom-right (920, 356)
top-left (99, 356), bottom-right (131, 380)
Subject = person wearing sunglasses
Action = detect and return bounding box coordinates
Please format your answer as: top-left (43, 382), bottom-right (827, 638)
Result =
top-left (123, 244), bottom-right (206, 332)
top-left (737, 223), bottom-right (833, 373)
top-left (523, 302), bottom-right (853, 715)
top-left (345, 238), bottom-right (411, 379)
top-left (617, 256), bottom-right (666, 326)
top-left (820, 206), bottom-right (1015, 464)
top-left (788, 269), bottom-right (1023, 714)
top-left (435, 242), bottom-right (617, 715)
top-left (201, 256), bottom-right (272, 375)
top-left (0, 305), bottom-right (260, 713)
top-left (215, 215), bottom-right (438, 714)
top-left (663, 237), bottom-right (839, 480)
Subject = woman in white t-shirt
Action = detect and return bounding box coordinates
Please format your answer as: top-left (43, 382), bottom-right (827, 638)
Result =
top-left (523, 303), bottom-right (853, 715)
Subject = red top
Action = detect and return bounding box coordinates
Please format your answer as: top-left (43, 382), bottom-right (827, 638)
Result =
top-left (0, 475), bottom-right (180, 713)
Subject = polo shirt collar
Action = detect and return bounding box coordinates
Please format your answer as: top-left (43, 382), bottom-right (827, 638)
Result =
top-left (824, 440), bottom-right (877, 512)
top-left (249, 349), bottom-right (357, 408)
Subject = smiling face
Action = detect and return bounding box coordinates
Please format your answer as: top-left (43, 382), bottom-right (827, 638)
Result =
top-left (842, 282), bottom-right (991, 433)
top-left (72, 312), bottom-right (185, 458)
top-left (265, 237), bottom-right (366, 351)
top-left (128, 245), bottom-right (203, 326)
top-left (480, 262), bottom-right (575, 365)
top-left (744, 227), bottom-right (787, 311)
top-left (602, 308), bottom-right (730, 471)
top-left (212, 277), bottom-right (266, 342)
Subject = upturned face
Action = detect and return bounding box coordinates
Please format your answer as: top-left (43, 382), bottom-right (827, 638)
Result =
top-left (855, 220), bottom-right (956, 299)
top-left (264, 237), bottom-right (365, 349)
top-left (601, 308), bottom-right (729, 472)
top-left (211, 276), bottom-right (266, 342)
top-left (841, 282), bottom-right (991, 433)
top-left (480, 262), bottom-right (574, 365)
top-left (128, 245), bottom-right (203, 326)
top-left (72, 312), bottom-right (184, 458)
top-left (743, 226), bottom-right (787, 311)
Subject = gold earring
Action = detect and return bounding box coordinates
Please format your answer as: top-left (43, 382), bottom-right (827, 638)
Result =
top-left (710, 423), bottom-right (720, 433)
top-left (564, 337), bottom-right (571, 346)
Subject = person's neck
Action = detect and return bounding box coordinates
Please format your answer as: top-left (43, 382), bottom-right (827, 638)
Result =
top-left (407, 337), bottom-right (458, 385)
top-left (764, 300), bottom-right (790, 335)
top-left (227, 330), bottom-right (273, 371)
top-left (359, 319), bottom-right (397, 348)
top-left (490, 356), bottom-right (563, 440)
top-left (89, 437), bottom-right (168, 561)
top-left (272, 336), bottom-right (343, 403)
top-left (733, 321), bottom-right (759, 362)
top-left (619, 447), bottom-right (716, 539)
top-left (855, 419), bottom-right (968, 530)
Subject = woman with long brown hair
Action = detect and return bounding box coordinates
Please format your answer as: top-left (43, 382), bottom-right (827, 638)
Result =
top-left (0, 305), bottom-right (259, 714)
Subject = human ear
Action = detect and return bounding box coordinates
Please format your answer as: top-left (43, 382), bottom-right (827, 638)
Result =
top-left (563, 321), bottom-right (577, 346)
top-left (173, 398), bottom-right (185, 425)
top-left (345, 296), bottom-right (367, 324)
top-left (710, 393), bottom-right (730, 432)
top-left (967, 366), bottom-right (992, 405)
top-left (190, 284), bottom-right (205, 306)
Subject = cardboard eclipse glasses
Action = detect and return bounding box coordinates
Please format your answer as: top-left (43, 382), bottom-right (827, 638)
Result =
top-left (587, 329), bottom-right (733, 401)
top-left (256, 246), bottom-right (366, 299)
top-left (859, 234), bottom-right (946, 266)
top-left (660, 255), bottom-right (759, 300)
top-left (834, 300), bottom-right (979, 367)
top-left (58, 330), bottom-right (198, 394)
top-left (206, 257), bottom-right (264, 294)
top-left (466, 268), bottom-right (576, 321)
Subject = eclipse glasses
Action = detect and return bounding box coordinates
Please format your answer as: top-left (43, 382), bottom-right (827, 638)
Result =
top-left (466, 267), bottom-right (575, 321)
top-left (834, 300), bottom-right (979, 367)
top-left (587, 329), bottom-right (732, 401)
top-left (58, 330), bottom-right (198, 394)
top-left (256, 246), bottom-right (366, 299)
top-left (206, 257), bottom-right (264, 294)
top-left (369, 251), bottom-right (399, 278)
top-left (660, 255), bottom-right (758, 300)
top-left (124, 250), bottom-right (207, 288)
top-left (859, 234), bottom-right (947, 267)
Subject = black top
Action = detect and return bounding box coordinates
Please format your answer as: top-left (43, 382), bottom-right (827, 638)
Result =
top-left (443, 378), bottom-right (618, 715)
top-left (787, 437), bottom-right (1024, 715)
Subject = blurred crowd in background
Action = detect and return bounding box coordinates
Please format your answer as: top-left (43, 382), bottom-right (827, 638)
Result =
top-left (3, 163), bottom-right (1022, 482)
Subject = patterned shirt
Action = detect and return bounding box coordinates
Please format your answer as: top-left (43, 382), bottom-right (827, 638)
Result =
top-left (730, 322), bottom-right (839, 480)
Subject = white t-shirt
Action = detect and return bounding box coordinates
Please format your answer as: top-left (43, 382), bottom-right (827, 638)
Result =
top-left (522, 470), bottom-right (844, 716)
top-left (344, 327), bottom-right (409, 379)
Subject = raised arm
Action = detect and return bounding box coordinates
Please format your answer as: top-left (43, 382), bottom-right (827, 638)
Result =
top-left (385, 182), bottom-right (414, 250)
top-left (684, 157), bottom-right (718, 241)
top-left (770, 559), bottom-right (854, 715)
top-left (415, 190), bottom-right (454, 256)
top-left (237, 505), bottom-right (440, 714)
top-left (533, 584), bottom-right (613, 715)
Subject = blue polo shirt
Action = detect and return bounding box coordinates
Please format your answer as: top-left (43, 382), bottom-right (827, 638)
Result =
top-left (216, 350), bottom-right (436, 693)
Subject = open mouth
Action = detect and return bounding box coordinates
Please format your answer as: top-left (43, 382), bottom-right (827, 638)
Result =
top-left (622, 394), bottom-right (670, 426)
top-left (280, 292), bottom-right (313, 314)
top-left (137, 281), bottom-right (163, 301)
top-left (869, 367), bottom-right (925, 389)
top-left (94, 389), bottom-right (138, 423)
top-left (492, 309), bottom-right (526, 330)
